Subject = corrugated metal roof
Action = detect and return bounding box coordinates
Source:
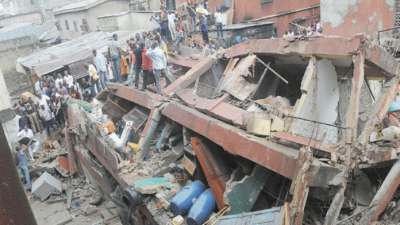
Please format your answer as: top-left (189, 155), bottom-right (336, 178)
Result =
top-left (0, 22), bottom-right (51, 42)
top-left (16, 31), bottom-right (130, 76)
top-left (216, 207), bottom-right (284, 225)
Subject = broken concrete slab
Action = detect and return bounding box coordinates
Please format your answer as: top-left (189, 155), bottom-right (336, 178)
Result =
top-left (246, 112), bottom-right (271, 136)
top-left (290, 59), bottom-right (340, 144)
top-left (164, 57), bottom-right (215, 96)
top-left (31, 201), bottom-right (72, 225)
top-left (224, 166), bottom-right (270, 215)
top-left (217, 55), bottom-right (258, 101)
top-left (32, 172), bottom-right (63, 201)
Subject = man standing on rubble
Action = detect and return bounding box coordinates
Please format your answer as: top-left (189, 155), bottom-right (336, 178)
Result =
top-left (17, 125), bottom-right (39, 161)
top-left (200, 13), bottom-right (209, 44)
top-left (64, 70), bottom-right (74, 91)
top-left (108, 33), bottom-right (121, 82)
top-left (215, 7), bottom-right (224, 38)
top-left (187, 3), bottom-right (197, 33)
top-left (141, 42), bottom-right (152, 91)
top-left (39, 104), bottom-right (54, 137)
top-left (168, 11), bottom-right (177, 41)
top-left (134, 41), bottom-right (143, 89)
top-left (16, 145), bottom-right (31, 191)
top-left (93, 50), bottom-right (108, 89)
top-left (146, 42), bottom-right (167, 95)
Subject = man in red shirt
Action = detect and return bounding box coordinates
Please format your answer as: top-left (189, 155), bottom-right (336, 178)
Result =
top-left (140, 42), bottom-right (153, 91)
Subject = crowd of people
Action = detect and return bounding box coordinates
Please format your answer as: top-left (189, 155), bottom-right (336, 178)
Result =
top-left (14, 68), bottom-right (102, 190)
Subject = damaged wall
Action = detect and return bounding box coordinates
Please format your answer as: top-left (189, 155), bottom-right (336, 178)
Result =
top-left (208, 0), bottom-right (320, 36)
top-left (321, 0), bottom-right (395, 38)
top-left (290, 59), bottom-right (339, 144)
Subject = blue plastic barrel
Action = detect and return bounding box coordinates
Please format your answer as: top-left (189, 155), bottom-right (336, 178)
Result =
top-left (187, 189), bottom-right (216, 225)
top-left (170, 180), bottom-right (206, 215)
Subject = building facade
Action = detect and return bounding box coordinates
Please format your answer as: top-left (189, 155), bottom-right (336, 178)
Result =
top-left (54, 0), bottom-right (129, 40)
top-left (206, 0), bottom-right (320, 37)
top-left (321, 0), bottom-right (396, 38)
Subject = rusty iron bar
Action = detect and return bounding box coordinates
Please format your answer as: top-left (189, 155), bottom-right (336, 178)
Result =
top-left (0, 124), bottom-right (38, 225)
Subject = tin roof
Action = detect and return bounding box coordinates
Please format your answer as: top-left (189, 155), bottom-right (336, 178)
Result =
top-left (16, 31), bottom-right (130, 77)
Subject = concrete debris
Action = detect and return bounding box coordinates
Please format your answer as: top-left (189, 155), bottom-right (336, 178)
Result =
top-left (18, 26), bottom-right (400, 225)
top-left (32, 172), bottom-right (63, 201)
top-left (245, 112), bottom-right (272, 136)
top-left (134, 177), bottom-right (173, 195)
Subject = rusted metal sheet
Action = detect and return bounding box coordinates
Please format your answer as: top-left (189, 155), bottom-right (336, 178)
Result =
top-left (164, 57), bottom-right (215, 96)
top-left (358, 76), bottom-right (400, 144)
top-left (176, 89), bottom-right (245, 127)
top-left (191, 137), bottom-right (229, 209)
top-left (346, 52), bottom-right (365, 143)
top-left (163, 102), bottom-right (298, 179)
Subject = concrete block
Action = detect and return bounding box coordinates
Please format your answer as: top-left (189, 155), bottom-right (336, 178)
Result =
top-left (246, 112), bottom-right (271, 136)
top-left (32, 172), bottom-right (62, 201)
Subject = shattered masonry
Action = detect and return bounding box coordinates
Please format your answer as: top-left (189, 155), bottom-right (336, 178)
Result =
top-left (64, 34), bottom-right (400, 225)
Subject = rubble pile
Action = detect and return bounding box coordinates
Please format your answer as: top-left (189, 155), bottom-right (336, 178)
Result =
top-left (11, 34), bottom-right (400, 225)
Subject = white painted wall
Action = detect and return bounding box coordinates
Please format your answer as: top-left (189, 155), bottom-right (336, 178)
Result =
top-left (290, 59), bottom-right (340, 144)
top-left (98, 11), bottom-right (159, 32)
top-left (55, 0), bottom-right (129, 39)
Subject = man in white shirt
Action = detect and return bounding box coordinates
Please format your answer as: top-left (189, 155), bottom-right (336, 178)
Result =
top-left (146, 42), bottom-right (167, 95)
top-left (17, 126), bottom-right (33, 140)
top-left (93, 49), bottom-right (108, 89)
top-left (55, 74), bottom-right (64, 91)
top-left (39, 94), bottom-right (50, 110)
top-left (17, 126), bottom-right (39, 160)
top-left (215, 8), bottom-right (224, 38)
top-left (168, 11), bottom-right (177, 41)
top-left (108, 33), bottom-right (121, 82)
top-left (64, 70), bottom-right (74, 90)
top-left (34, 80), bottom-right (42, 96)
top-left (39, 104), bottom-right (54, 137)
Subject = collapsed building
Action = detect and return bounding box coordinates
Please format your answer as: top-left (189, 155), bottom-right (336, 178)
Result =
top-left (62, 34), bottom-right (400, 225)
